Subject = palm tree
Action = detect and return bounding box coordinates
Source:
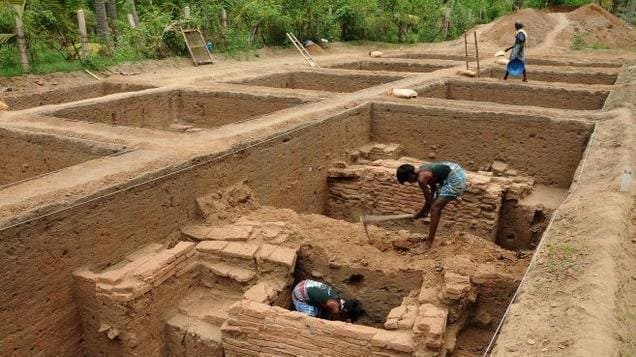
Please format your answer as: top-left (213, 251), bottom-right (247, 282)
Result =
top-left (1, 0), bottom-right (29, 72)
top-left (94, 0), bottom-right (109, 38)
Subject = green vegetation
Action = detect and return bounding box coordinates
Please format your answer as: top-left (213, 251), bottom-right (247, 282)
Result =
top-left (0, 0), bottom-right (625, 76)
top-left (571, 32), bottom-right (611, 50)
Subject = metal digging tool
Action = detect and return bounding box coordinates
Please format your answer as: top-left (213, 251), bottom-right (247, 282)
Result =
top-left (360, 213), bottom-right (415, 242)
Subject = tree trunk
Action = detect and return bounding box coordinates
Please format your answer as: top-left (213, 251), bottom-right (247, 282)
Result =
top-left (15, 14), bottom-right (29, 73)
top-left (129, 0), bottom-right (139, 26)
top-left (107, 0), bottom-right (117, 20)
top-left (95, 0), bottom-right (109, 39)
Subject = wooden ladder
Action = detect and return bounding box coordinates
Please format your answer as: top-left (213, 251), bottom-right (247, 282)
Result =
top-left (181, 28), bottom-right (214, 66)
top-left (464, 31), bottom-right (481, 77)
top-left (286, 32), bottom-right (319, 68)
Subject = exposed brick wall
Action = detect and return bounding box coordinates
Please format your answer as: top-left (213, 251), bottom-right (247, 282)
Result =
top-left (223, 300), bottom-right (415, 357)
top-left (326, 159), bottom-right (534, 241)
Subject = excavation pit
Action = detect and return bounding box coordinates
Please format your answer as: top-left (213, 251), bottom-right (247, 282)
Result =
top-left (483, 66), bottom-right (618, 85)
top-left (1, 82), bottom-right (153, 111)
top-left (417, 79), bottom-right (610, 110)
top-left (386, 53), bottom-right (470, 61)
top-left (3, 101), bottom-right (595, 356)
top-left (0, 128), bottom-right (120, 187)
top-left (384, 53), bottom-right (621, 69)
top-left (327, 60), bottom-right (457, 73)
top-left (232, 71), bottom-right (405, 93)
top-left (47, 89), bottom-right (310, 131)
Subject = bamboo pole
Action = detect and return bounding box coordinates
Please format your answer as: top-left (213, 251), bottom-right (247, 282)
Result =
top-left (77, 10), bottom-right (90, 60)
top-left (474, 31), bottom-right (480, 78)
top-left (464, 32), bottom-right (469, 70)
top-left (15, 14), bottom-right (29, 73)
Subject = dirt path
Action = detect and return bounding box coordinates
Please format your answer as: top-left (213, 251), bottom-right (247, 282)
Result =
top-left (540, 13), bottom-right (571, 50)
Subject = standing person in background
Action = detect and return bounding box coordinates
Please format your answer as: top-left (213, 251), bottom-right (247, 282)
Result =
top-left (504, 21), bottom-right (528, 82)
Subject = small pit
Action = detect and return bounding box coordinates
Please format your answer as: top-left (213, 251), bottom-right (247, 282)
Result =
top-left (417, 79), bottom-right (610, 110)
top-left (1, 82), bottom-right (153, 111)
top-left (0, 128), bottom-right (119, 187)
top-left (47, 89), bottom-right (310, 130)
top-left (232, 71), bottom-right (404, 93)
top-left (483, 66), bottom-right (618, 85)
top-left (328, 60), bottom-right (457, 73)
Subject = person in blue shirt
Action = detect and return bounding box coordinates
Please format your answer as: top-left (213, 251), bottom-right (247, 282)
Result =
top-left (504, 22), bottom-right (528, 82)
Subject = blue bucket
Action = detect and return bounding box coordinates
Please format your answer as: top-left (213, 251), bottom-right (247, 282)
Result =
top-left (507, 59), bottom-right (525, 76)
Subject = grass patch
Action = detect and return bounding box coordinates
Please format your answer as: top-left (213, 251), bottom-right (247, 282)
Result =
top-left (571, 32), bottom-right (612, 51)
top-left (543, 241), bottom-right (584, 278)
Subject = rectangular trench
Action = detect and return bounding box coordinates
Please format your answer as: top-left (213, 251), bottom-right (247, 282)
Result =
top-left (232, 71), bottom-right (405, 93)
top-left (0, 128), bottom-right (120, 187)
top-left (483, 66), bottom-right (618, 85)
top-left (418, 79), bottom-right (610, 110)
top-left (0, 101), bottom-right (593, 356)
top-left (1, 82), bottom-right (154, 111)
top-left (48, 89), bottom-right (311, 130)
top-left (328, 60), bottom-right (457, 73)
top-left (384, 52), bottom-right (621, 69)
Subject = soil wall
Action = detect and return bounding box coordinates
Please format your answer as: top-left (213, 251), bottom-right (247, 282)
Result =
top-left (485, 67), bottom-right (618, 85)
top-left (236, 72), bottom-right (404, 93)
top-left (52, 90), bottom-right (177, 129)
top-left (329, 61), bottom-right (453, 73)
top-left (420, 80), bottom-right (610, 110)
top-left (370, 103), bottom-right (593, 187)
top-left (1, 82), bottom-right (152, 111)
top-left (51, 90), bottom-right (308, 130)
top-left (0, 129), bottom-right (117, 186)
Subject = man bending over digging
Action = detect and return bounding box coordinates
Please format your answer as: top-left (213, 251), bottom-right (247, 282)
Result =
top-left (396, 161), bottom-right (467, 248)
top-left (292, 279), bottom-right (364, 323)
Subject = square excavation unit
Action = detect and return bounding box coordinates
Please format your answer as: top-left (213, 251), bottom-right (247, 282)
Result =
top-left (483, 66), bottom-right (618, 85)
top-left (418, 79), bottom-right (610, 110)
top-left (32, 101), bottom-right (594, 357)
top-left (384, 52), bottom-right (621, 69)
top-left (328, 60), bottom-right (457, 73)
top-left (233, 71), bottom-right (404, 93)
top-left (47, 89), bottom-right (310, 130)
top-left (0, 128), bottom-right (119, 187)
top-left (385, 53), bottom-right (469, 61)
top-left (0, 82), bottom-right (153, 111)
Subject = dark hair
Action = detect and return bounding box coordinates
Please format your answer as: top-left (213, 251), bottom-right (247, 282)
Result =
top-left (342, 299), bottom-right (365, 323)
top-left (515, 21), bottom-right (524, 30)
top-left (396, 164), bottom-right (415, 184)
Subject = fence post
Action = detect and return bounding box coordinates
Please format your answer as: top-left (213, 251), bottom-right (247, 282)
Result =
top-left (77, 10), bottom-right (90, 60)
top-left (14, 14), bottom-right (29, 73)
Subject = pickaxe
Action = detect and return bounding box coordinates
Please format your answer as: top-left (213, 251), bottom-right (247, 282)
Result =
top-left (360, 213), bottom-right (415, 242)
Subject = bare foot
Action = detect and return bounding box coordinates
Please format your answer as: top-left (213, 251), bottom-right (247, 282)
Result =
top-left (411, 241), bottom-right (431, 254)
